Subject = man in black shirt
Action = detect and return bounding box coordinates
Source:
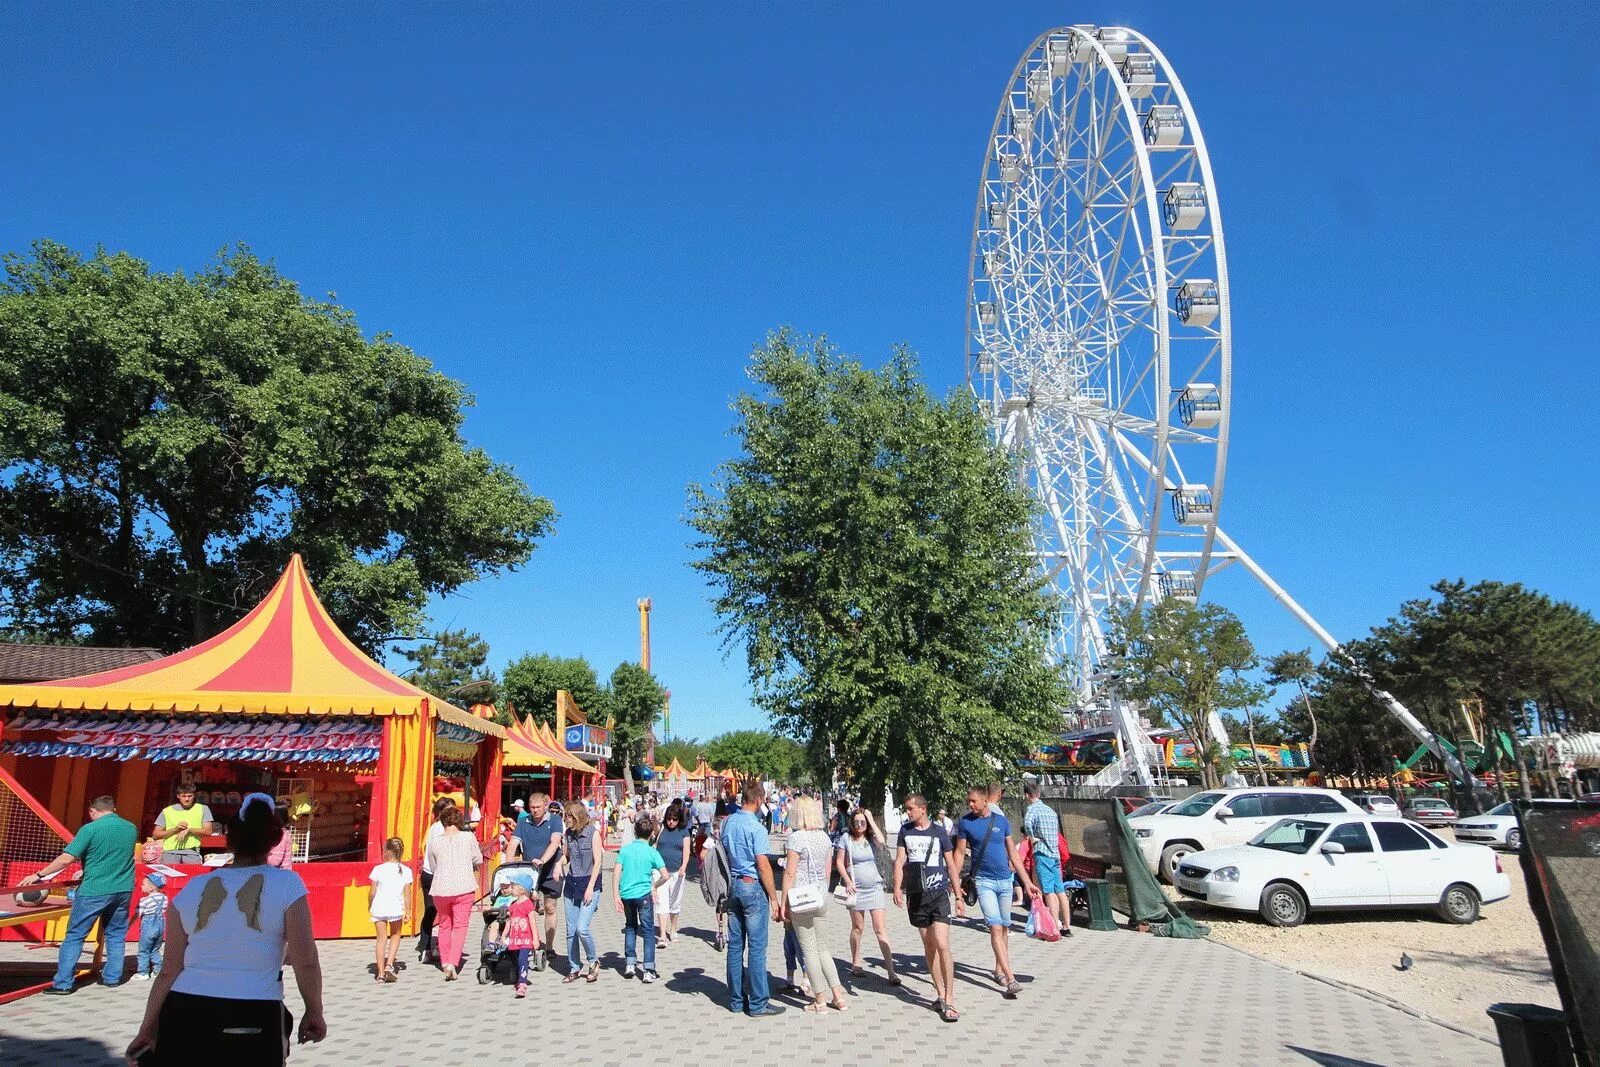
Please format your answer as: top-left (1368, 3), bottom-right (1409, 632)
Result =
top-left (893, 793), bottom-right (959, 1023)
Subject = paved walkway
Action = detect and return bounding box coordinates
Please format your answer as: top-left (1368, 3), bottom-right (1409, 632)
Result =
top-left (0, 862), bottom-right (1500, 1067)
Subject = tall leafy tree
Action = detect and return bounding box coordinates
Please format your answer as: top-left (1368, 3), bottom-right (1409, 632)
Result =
top-left (1265, 649), bottom-right (1320, 770)
top-left (400, 628), bottom-right (498, 707)
top-left (0, 242), bottom-right (554, 651)
top-left (654, 737), bottom-right (704, 771)
top-left (501, 653), bottom-right (608, 726)
top-left (1111, 600), bottom-right (1268, 789)
top-left (688, 332), bottom-right (1067, 806)
top-left (703, 729), bottom-right (807, 784)
top-left (609, 661), bottom-right (666, 796)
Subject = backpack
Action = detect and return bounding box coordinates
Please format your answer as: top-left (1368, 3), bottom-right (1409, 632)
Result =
top-left (699, 837), bottom-right (731, 914)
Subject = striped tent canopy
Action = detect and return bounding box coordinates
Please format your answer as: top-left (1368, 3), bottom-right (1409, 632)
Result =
top-left (503, 714), bottom-right (594, 774)
top-left (0, 555), bottom-right (501, 737)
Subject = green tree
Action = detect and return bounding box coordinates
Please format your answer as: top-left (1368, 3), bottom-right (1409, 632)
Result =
top-left (702, 729), bottom-right (807, 784)
top-left (501, 653), bottom-right (608, 726)
top-left (1111, 600), bottom-right (1268, 789)
top-left (654, 737), bottom-right (704, 771)
top-left (688, 332), bottom-right (1067, 806)
top-left (1265, 649), bottom-right (1320, 770)
top-left (400, 628), bottom-right (498, 707)
top-left (0, 242), bottom-right (555, 651)
top-left (609, 661), bottom-right (666, 797)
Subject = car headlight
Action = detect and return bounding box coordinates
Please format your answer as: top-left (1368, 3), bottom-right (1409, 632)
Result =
top-left (1211, 866), bottom-right (1240, 883)
top-left (1134, 827), bottom-right (1153, 839)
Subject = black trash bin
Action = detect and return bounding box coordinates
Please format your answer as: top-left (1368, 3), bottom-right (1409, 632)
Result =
top-left (1486, 1002), bottom-right (1572, 1067)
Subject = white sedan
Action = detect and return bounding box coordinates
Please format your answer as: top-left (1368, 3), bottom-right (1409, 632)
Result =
top-left (1172, 815), bottom-right (1510, 927)
top-left (1452, 802), bottom-right (1522, 851)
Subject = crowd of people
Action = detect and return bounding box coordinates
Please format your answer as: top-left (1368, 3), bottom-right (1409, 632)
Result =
top-left (24, 774), bottom-right (1077, 1063)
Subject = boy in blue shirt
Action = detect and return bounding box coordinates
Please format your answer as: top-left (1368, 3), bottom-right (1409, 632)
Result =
top-left (952, 784), bottom-right (1039, 999)
top-left (613, 814), bottom-right (668, 982)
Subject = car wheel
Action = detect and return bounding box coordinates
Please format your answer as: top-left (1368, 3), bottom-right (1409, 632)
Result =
top-left (1438, 883), bottom-right (1480, 924)
top-left (1159, 843), bottom-right (1196, 885)
top-left (1582, 831), bottom-right (1600, 858)
top-left (1505, 828), bottom-right (1521, 852)
top-left (1260, 882), bottom-right (1307, 928)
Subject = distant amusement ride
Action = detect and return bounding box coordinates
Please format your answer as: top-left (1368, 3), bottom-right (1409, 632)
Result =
top-left (965, 25), bottom-right (1474, 790)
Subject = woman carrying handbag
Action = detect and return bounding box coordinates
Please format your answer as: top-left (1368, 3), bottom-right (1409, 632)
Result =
top-left (779, 797), bottom-right (848, 1013)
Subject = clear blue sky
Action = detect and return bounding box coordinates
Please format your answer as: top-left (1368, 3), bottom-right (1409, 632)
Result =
top-left (5, 3), bottom-right (1596, 741)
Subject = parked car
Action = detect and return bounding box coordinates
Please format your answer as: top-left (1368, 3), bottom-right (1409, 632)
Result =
top-left (1348, 793), bottom-right (1402, 819)
top-left (1403, 796), bottom-right (1458, 827)
top-left (1127, 787), bottom-right (1365, 883)
top-left (1453, 802), bottom-right (1522, 851)
top-left (1126, 799), bottom-right (1176, 819)
top-left (1172, 815), bottom-right (1511, 927)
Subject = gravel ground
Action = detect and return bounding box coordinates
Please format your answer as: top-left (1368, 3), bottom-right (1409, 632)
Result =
top-left (1167, 828), bottom-right (1561, 1036)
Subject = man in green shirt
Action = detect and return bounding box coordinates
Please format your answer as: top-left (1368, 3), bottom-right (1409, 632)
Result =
top-left (20, 795), bottom-right (138, 993)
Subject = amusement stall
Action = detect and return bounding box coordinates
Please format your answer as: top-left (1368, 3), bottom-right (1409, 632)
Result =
top-left (0, 555), bottom-right (503, 940)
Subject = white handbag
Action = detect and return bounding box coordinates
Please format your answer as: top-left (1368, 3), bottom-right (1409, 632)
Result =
top-left (786, 883), bottom-right (827, 915)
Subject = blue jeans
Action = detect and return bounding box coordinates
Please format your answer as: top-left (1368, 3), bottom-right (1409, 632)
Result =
top-left (53, 891), bottom-right (132, 989)
top-left (975, 874), bottom-right (1015, 928)
top-left (725, 879), bottom-right (770, 1014)
top-left (136, 923), bottom-right (164, 975)
top-left (622, 895), bottom-right (655, 969)
top-left (563, 889), bottom-right (599, 967)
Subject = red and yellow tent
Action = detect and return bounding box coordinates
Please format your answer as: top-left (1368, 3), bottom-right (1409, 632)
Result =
top-left (503, 715), bottom-right (594, 800)
top-left (0, 554), bottom-right (503, 938)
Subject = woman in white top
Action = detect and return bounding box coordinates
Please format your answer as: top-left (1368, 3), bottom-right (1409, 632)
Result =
top-left (422, 804), bottom-right (482, 979)
top-left (127, 792), bottom-right (325, 1065)
top-left (779, 796), bottom-right (848, 1013)
top-left (416, 796), bottom-right (455, 963)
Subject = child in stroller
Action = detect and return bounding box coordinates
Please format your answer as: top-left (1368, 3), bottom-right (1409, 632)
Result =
top-left (478, 863), bottom-right (542, 995)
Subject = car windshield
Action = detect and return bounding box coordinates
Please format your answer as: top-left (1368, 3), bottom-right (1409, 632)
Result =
top-left (1369, 797), bottom-right (1397, 807)
top-left (1487, 802), bottom-right (1514, 817)
top-left (1249, 818), bottom-right (1329, 854)
top-left (1412, 799), bottom-right (1447, 809)
top-left (1128, 802), bottom-right (1169, 818)
top-left (1166, 792), bottom-right (1225, 817)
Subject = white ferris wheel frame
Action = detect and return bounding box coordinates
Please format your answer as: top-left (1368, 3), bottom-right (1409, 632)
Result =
top-left (965, 25), bottom-right (1476, 790)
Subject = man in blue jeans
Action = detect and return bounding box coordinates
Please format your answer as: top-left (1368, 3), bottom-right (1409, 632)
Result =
top-left (952, 783), bottom-right (1039, 1000)
top-left (18, 795), bottom-right (138, 993)
top-left (720, 780), bottom-right (785, 1018)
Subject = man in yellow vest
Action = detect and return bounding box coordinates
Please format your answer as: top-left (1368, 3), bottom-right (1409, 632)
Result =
top-left (151, 784), bottom-right (217, 864)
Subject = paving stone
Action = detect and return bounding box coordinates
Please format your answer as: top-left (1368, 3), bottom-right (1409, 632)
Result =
top-left (0, 855), bottom-right (1500, 1066)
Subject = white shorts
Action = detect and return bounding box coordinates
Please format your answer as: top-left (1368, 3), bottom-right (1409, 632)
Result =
top-left (656, 871), bottom-right (687, 915)
top-left (372, 914), bottom-right (403, 924)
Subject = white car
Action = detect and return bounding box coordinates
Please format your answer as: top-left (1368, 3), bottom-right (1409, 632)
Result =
top-left (1453, 802), bottom-right (1522, 851)
top-left (1129, 787), bottom-right (1365, 883)
top-left (1173, 815), bottom-right (1511, 926)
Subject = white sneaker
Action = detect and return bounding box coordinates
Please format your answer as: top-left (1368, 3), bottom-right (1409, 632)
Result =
top-left (623, 964), bottom-right (636, 979)
top-left (641, 970), bottom-right (659, 984)
top-left (130, 973), bottom-right (151, 982)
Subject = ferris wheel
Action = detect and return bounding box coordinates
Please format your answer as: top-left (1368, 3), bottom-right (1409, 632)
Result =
top-left (967, 26), bottom-right (1473, 790)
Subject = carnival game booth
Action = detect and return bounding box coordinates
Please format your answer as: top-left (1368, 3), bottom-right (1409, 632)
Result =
top-left (501, 713), bottom-right (595, 803)
top-left (0, 555), bottom-right (503, 940)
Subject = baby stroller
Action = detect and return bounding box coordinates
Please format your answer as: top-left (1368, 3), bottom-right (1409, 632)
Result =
top-left (477, 863), bottom-right (539, 984)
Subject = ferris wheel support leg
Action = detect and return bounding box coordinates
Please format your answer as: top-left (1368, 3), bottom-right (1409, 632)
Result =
top-left (1211, 527), bottom-right (1481, 791)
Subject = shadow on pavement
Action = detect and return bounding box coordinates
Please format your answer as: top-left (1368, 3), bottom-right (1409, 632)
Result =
top-left (663, 964), bottom-right (730, 1007)
top-left (0, 1035), bottom-right (122, 1067)
top-left (1286, 1046), bottom-right (1385, 1067)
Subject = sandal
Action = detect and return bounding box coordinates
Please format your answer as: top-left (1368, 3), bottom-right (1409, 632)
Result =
top-left (940, 1004), bottom-right (960, 1023)
top-left (563, 968), bottom-right (584, 984)
top-left (850, 964), bottom-right (865, 977)
top-left (802, 1001), bottom-right (826, 1014)
top-left (932, 998), bottom-right (946, 1015)
top-left (886, 973), bottom-right (902, 987)
top-left (584, 963), bottom-right (599, 984)
top-left (830, 998), bottom-right (849, 1012)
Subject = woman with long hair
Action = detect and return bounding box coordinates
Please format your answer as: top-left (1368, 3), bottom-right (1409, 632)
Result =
top-left (125, 793), bottom-right (326, 1064)
top-left (835, 807), bottom-right (898, 985)
top-left (423, 805), bottom-right (481, 980)
top-left (559, 800), bottom-right (604, 983)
